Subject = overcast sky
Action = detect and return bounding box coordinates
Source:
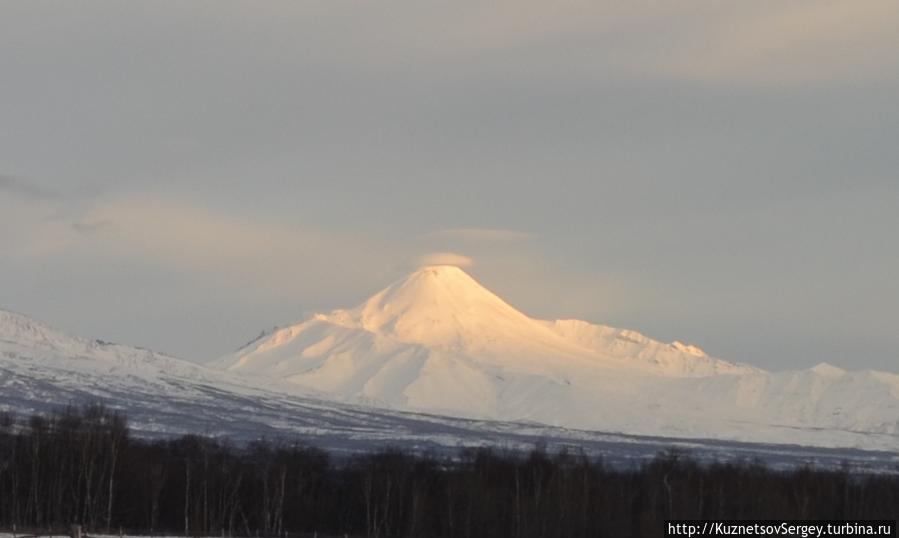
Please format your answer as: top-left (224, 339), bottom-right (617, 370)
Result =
top-left (2, 1), bottom-right (898, 371)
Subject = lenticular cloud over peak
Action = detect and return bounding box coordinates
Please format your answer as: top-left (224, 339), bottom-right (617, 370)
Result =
top-left (416, 252), bottom-right (475, 268)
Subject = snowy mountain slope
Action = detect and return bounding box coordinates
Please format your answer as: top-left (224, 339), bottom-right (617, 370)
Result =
top-left (212, 266), bottom-right (899, 450)
top-left (0, 309), bottom-right (208, 382)
top-left (9, 308), bottom-right (898, 471)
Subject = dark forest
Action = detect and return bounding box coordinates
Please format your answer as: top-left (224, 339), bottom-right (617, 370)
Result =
top-left (0, 405), bottom-right (896, 538)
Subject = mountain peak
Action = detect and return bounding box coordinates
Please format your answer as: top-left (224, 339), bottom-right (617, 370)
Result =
top-left (810, 362), bottom-right (846, 377)
top-left (366, 264), bottom-right (499, 308)
top-left (350, 265), bottom-right (536, 348)
top-left (402, 264), bottom-right (479, 291)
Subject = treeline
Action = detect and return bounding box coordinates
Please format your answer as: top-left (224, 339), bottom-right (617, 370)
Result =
top-left (0, 405), bottom-right (897, 538)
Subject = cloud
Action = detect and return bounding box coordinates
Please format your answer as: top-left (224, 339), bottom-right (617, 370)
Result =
top-left (350, 1), bottom-right (899, 87)
top-left (70, 219), bottom-right (111, 236)
top-left (417, 252), bottom-right (475, 268)
top-left (0, 174), bottom-right (61, 201)
top-left (0, 176), bottom-right (105, 257)
top-left (424, 228), bottom-right (533, 242)
top-left (260, 1), bottom-right (899, 87)
top-left (647, 0), bottom-right (899, 86)
top-left (62, 196), bottom-right (405, 299)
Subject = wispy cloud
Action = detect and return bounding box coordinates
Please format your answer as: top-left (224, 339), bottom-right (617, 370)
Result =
top-left (359, 1), bottom-right (899, 87)
top-left (0, 174), bottom-right (61, 201)
top-left (64, 197), bottom-right (404, 298)
top-left (424, 228), bottom-right (533, 243)
top-left (643, 0), bottom-right (899, 86)
top-left (0, 174), bottom-right (108, 255)
top-left (271, 1), bottom-right (899, 87)
top-left (70, 218), bottom-right (111, 236)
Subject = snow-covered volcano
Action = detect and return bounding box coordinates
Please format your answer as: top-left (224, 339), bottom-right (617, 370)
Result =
top-left (212, 266), bottom-right (899, 449)
top-left (2, 282), bottom-right (897, 455)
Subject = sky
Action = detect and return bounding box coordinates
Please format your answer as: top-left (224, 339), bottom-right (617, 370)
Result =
top-left (1, 1), bottom-right (898, 371)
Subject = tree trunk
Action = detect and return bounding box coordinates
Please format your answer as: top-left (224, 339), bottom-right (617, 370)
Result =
top-left (185, 460), bottom-right (191, 536)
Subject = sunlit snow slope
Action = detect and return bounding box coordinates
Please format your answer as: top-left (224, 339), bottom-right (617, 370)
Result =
top-left (213, 266), bottom-right (899, 450)
top-left (2, 308), bottom-right (645, 456)
top-left (14, 308), bottom-right (897, 469)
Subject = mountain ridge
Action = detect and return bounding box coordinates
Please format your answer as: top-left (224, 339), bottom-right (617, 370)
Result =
top-left (210, 266), bottom-right (899, 448)
top-left (216, 265), bottom-right (752, 376)
top-left (1, 292), bottom-right (898, 450)
top-left (4, 304), bottom-right (898, 471)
